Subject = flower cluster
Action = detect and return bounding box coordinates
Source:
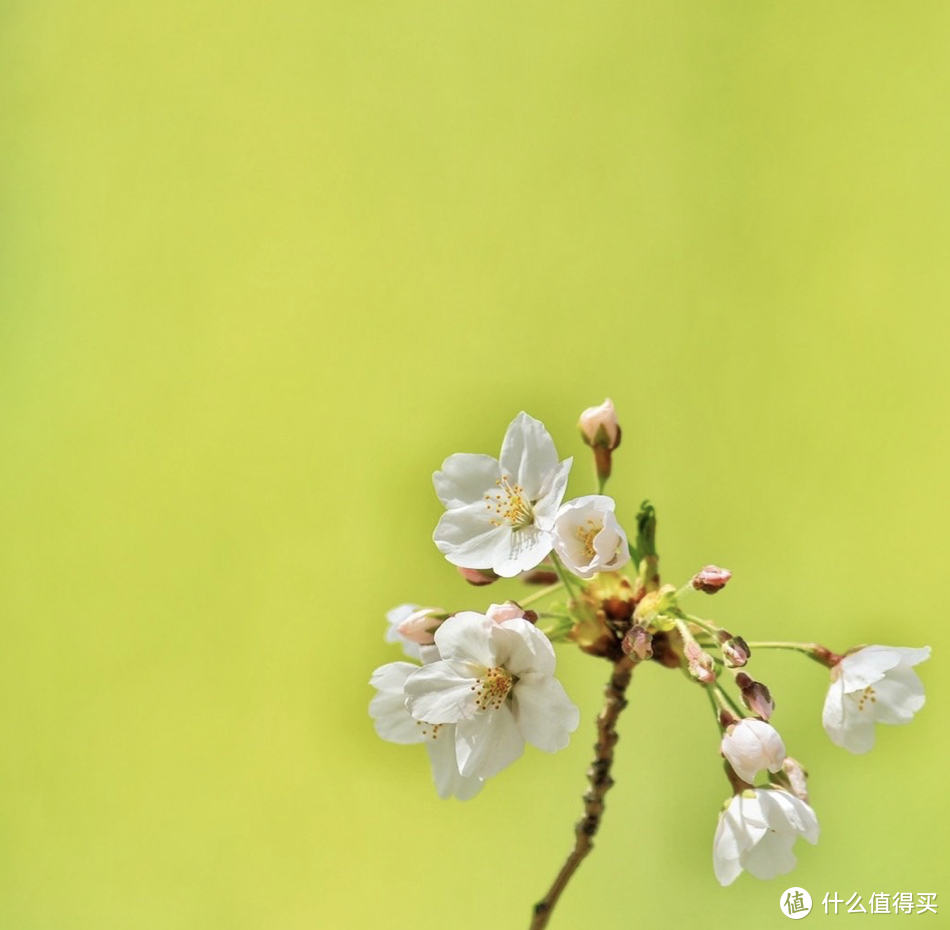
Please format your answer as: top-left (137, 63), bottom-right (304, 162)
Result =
top-left (369, 403), bottom-right (930, 918)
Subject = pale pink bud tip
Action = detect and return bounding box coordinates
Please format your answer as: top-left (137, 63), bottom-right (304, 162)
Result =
top-left (578, 398), bottom-right (621, 450)
top-left (485, 601), bottom-right (527, 623)
top-left (691, 565), bottom-right (732, 594)
top-left (396, 607), bottom-right (446, 644)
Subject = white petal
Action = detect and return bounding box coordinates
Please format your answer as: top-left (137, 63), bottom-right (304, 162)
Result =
top-left (369, 661), bottom-right (417, 694)
top-left (557, 494), bottom-right (616, 516)
top-left (741, 830), bottom-right (797, 881)
top-left (455, 705), bottom-right (525, 778)
top-left (838, 647), bottom-right (903, 692)
top-left (593, 513), bottom-right (630, 572)
top-left (433, 613), bottom-right (497, 667)
top-left (713, 797), bottom-right (752, 886)
top-left (835, 695), bottom-right (879, 753)
top-left (891, 645), bottom-right (931, 667)
top-left (498, 412), bottom-right (558, 500)
top-left (368, 662), bottom-right (424, 744)
top-left (492, 525), bottom-right (554, 577)
top-left (512, 675), bottom-right (580, 751)
top-left (418, 644), bottom-right (442, 666)
top-left (433, 453), bottom-right (501, 508)
top-left (821, 677), bottom-right (847, 743)
top-left (424, 725), bottom-right (484, 800)
top-left (733, 793), bottom-right (770, 845)
top-left (770, 791), bottom-right (820, 845)
top-left (433, 505), bottom-right (502, 569)
top-left (532, 459), bottom-right (574, 526)
top-left (404, 661), bottom-right (476, 724)
top-left (450, 772), bottom-right (485, 801)
top-left (369, 693), bottom-right (424, 744)
top-left (492, 618), bottom-right (556, 677)
top-left (869, 664), bottom-right (926, 725)
top-left (740, 791), bottom-right (816, 880)
top-left (551, 511), bottom-right (597, 576)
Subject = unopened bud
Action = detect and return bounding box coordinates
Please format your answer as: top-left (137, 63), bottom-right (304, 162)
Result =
top-left (622, 625), bottom-right (653, 660)
top-left (520, 568), bottom-right (559, 586)
top-left (716, 631), bottom-right (750, 668)
top-left (456, 566), bottom-right (499, 586)
top-left (578, 398), bottom-right (621, 451)
top-left (485, 601), bottom-right (527, 623)
top-left (685, 640), bottom-right (717, 684)
top-left (396, 607), bottom-right (448, 644)
top-left (579, 398), bottom-right (621, 486)
top-left (691, 565), bottom-right (732, 594)
top-left (736, 673), bottom-right (775, 720)
top-left (781, 757), bottom-right (809, 802)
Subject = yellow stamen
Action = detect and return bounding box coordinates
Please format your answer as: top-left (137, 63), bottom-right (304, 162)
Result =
top-left (471, 667), bottom-right (514, 710)
top-left (576, 518), bottom-right (602, 559)
top-left (484, 475), bottom-right (535, 529)
top-left (856, 686), bottom-right (878, 711)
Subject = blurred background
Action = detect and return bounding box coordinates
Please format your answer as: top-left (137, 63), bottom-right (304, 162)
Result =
top-left (1, 2), bottom-right (948, 927)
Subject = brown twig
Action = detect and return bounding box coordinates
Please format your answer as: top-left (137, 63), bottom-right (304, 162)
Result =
top-left (530, 655), bottom-right (635, 930)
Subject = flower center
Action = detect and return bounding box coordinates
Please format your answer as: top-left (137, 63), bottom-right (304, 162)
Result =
top-left (576, 518), bottom-right (603, 559)
top-left (472, 666), bottom-right (514, 710)
top-left (856, 686), bottom-right (877, 711)
top-left (485, 475), bottom-right (535, 529)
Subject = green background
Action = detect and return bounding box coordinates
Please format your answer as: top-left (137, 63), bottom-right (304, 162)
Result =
top-left (2, 2), bottom-right (947, 927)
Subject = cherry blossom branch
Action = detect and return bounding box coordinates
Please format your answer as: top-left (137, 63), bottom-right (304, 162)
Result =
top-left (745, 641), bottom-right (840, 665)
top-left (530, 655), bottom-right (635, 930)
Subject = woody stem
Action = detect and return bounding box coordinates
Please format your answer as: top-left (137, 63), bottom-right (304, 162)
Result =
top-left (529, 655), bottom-right (635, 930)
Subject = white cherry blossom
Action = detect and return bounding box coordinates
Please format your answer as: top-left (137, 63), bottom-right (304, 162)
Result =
top-left (432, 412), bottom-right (572, 578)
top-left (713, 787), bottom-right (819, 886)
top-left (822, 645), bottom-right (930, 754)
top-left (404, 611), bottom-right (580, 779)
top-left (369, 659), bottom-right (483, 801)
top-left (721, 718), bottom-right (786, 785)
top-left (552, 495), bottom-right (630, 579)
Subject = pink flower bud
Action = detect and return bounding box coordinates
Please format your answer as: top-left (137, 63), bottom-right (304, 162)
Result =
top-left (396, 607), bottom-right (446, 645)
top-left (736, 673), bottom-right (775, 720)
top-left (456, 566), bottom-right (500, 586)
top-left (685, 640), bottom-right (717, 684)
top-left (485, 601), bottom-right (526, 623)
top-left (691, 565), bottom-right (732, 594)
top-left (578, 398), bottom-right (621, 451)
top-left (622, 625), bottom-right (653, 660)
top-left (717, 632), bottom-right (750, 668)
